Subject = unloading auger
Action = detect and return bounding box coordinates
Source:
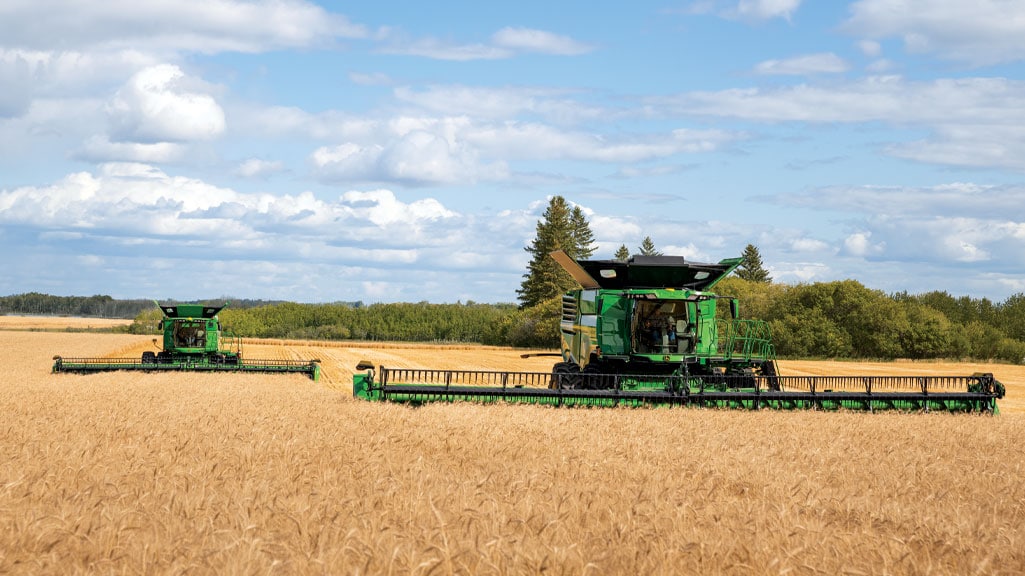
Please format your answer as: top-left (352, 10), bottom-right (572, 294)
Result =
top-left (53, 302), bottom-right (320, 380)
top-left (352, 251), bottom-right (1003, 412)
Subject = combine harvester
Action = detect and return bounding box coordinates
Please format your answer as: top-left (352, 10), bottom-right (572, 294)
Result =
top-left (354, 251), bottom-right (1004, 412)
top-left (53, 302), bottom-right (320, 380)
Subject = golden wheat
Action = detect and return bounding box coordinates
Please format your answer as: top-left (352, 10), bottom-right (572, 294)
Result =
top-left (0, 315), bottom-right (132, 331)
top-left (2, 330), bottom-right (1024, 575)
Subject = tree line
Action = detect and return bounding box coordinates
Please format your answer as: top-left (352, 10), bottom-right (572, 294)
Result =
top-left (0, 293), bottom-right (153, 318)
top-left (33, 280), bottom-right (1018, 363)
top-left (0, 293), bottom-right (300, 319)
top-left (127, 301), bottom-right (518, 344)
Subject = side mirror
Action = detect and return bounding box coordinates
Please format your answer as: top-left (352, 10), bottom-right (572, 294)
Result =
top-left (729, 299), bottom-right (739, 319)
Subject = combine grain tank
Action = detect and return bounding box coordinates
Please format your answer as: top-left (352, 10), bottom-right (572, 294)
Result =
top-left (353, 251), bottom-right (1003, 412)
top-left (53, 302), bottom-right (320, 380)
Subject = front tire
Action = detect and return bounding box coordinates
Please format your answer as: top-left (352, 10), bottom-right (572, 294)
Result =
top-left (550, 362), bottom-right (581, 389)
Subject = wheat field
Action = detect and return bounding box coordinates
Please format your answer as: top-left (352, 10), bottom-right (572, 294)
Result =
top-left (3, 318), bottom-right (1024, 574)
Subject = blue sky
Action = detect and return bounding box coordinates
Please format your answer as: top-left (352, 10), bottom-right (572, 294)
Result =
top-left (2, 0), bottom-right (1025, 304)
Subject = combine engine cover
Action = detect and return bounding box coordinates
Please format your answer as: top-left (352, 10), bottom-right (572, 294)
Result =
top-left (352, 251), bottom-right (1005, 413)
top-left (53, 302), bottom-right (320, 380)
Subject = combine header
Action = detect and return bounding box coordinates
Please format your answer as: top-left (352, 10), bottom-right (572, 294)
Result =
top-left (353, 252), bottom-right (1003, 412)
top-left (53, 302), bottom-right (320, 380)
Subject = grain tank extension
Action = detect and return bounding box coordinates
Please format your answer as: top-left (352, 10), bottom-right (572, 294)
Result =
top-left (353, 251), bottom-right (1003, 412)
top-left (53, 302), bottom-right (320, 380)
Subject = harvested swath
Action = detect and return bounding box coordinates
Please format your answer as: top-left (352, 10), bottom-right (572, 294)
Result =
top-left (5, 331), bottom-right (1025, 574)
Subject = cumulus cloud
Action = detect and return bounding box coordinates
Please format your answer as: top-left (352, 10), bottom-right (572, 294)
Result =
top-left (311, 129), bottom-right (509, 186)
top-left (654, 76), bottom-right (1025, 171)
top-left (106, 64), bottom-right (225, 143)
top-left (844, 0), bottom-right (1025, 66)
top-left (843, 231), bottom-right (884, 257)
top-left (1, 48), bottom-right (162, 99)
top-left (0, 0), bottom-right (367, 54)
top-left (0, 164), bottom-right (506, 261)
top-left (768, 183), bottom-right (1025, 271)
top-left (0, 164), bottom-right (568, 300)
top-left (340, 189), bottom-right (456, 226)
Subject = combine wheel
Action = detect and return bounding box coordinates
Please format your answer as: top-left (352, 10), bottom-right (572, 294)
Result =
top-left (550, 362), bottom-right (582, 390)
top-left (142, 351), bottom-right (156, 364)
top-left (157, 351), bottom-right (173, 364)
top-left (581, 361), bottom-right (608, 390)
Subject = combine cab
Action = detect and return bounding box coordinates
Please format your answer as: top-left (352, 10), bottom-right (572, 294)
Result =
top-left (353, 251), bottom-right (1003, 412)
top-left (53, 303), bottom-right (320, 380)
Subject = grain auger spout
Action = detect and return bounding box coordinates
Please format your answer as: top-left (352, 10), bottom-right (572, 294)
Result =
top-left (53, 302), bottom-right (320, 380)
top-left (353, 251), bottom-right (1003, 413)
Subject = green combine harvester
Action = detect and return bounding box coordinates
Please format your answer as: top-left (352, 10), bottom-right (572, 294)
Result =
top-left (353, 251), bottom-right (1004, 412)
top-left (53, 302), bottom-right (320, 380)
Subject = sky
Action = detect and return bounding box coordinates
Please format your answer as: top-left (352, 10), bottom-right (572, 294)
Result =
top-left (2, 0), bottom-right (1025, 305)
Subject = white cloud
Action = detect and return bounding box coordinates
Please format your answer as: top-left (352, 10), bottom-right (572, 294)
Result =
top-left (772, 262), bottom-right (830, 283)
top-left (77, 135), bottom-right (186, 163)
top-left (0, 48), bottom-right (162, 99)
top-left (656, 76), bottom-right (1025, 170)
top-left (311, 130), bottom-right (508, 186)
top-left (107, 64), bottom-right (225, 143)
top-left (0, 165), bottom-right (556, 301)
top-left (754, 53), bottom-right (848, 75)
top-left (771, 184), bottom-right (1025, 270)
top-left (734, 0), bottom-right (803, 20)
top-left (379, 36), bottom-right (511, 61)
top-left (843, 231), bottom-right (884, 257)
top-left (379, 27), bottom-right (592, 61)
top-left (491, 28), bottom-right (594, 56)
top-left (0, 165), bottom-right (477, 254)
top-left (775, 183), bottom-right (1025, 220)
top-left (235, 158), bottom-right (286, 179)
top-left (789, 237), bottom-right (831, 252)
top-left (858, 40), bottom-right (882, 57)
top-left (340, 189), bottom-right (456, 227)
top-left (0, 0), bottom-right (367, 54)
top-left (845, 0), bottom-right (1025, 66)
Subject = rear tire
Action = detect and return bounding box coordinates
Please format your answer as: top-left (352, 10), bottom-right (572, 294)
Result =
top-left (141, 351), bottom-right (156, 364)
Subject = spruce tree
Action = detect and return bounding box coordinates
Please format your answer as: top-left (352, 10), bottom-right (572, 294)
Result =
top-left (735, 243), bottom-right (772, 283)
top-left (638, 236), bottom-right (662, 256)
top-left (570, 206), bottom-right (597, 259)
top-left (517, 196), bottom-right (596, 308)
top-left (614, 244), bottom-right (630, 261)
